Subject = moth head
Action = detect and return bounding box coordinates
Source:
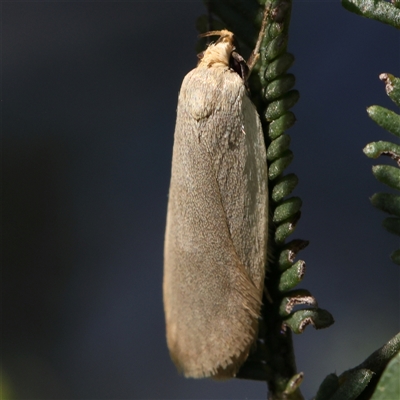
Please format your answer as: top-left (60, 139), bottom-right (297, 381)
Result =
top-left (198, 30), bottom-right (236, 68)
top-left (198, 30), bottom-right (249, 82)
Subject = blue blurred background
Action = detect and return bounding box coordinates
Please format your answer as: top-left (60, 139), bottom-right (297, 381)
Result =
top-left (3, 1), bottom-right (399, 399)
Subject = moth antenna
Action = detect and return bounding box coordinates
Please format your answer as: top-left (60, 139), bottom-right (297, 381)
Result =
top-left (199, 30), bottom-right (223, 38)
top-left (199, 29), bottom-right (233, 41)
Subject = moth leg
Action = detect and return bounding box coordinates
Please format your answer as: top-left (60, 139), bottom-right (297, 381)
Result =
top-left (247, 4), bottom-right (271, 73)
top-left (231, 51), bottom-right (249, 82)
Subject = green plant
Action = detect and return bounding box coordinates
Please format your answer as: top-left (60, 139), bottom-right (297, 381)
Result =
top-left (193, 0), bottom-right (400, 398)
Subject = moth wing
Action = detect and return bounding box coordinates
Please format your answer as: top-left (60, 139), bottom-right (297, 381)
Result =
top-left (216, 88), bottom-right (268, 297)
top-left (164, 66), bottom-right (267, 378)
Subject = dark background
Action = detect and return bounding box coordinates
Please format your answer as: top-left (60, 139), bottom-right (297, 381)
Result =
top-left (3, 1), bottom-right (399, 399)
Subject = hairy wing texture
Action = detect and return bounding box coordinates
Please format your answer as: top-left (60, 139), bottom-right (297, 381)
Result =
top-left (164, 65), bottom-right (268, 378)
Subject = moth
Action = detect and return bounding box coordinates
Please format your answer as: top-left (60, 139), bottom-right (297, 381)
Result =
top-left (163, 29), bottom-right (268, 379)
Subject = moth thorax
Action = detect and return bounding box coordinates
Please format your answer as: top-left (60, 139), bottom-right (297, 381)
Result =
top-left (199, 30), bottom-right (236, 68)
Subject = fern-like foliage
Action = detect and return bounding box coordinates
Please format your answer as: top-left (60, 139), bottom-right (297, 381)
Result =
top-left (342, 0), bottom-right (400, 267)
top-left (311, 2), bottom-right (400, 399)
top-left (196, 0), bottom-right (334, 397)
top-left (315, 332), bottom-right (400, 400)
top-left (364, 73), bottom-right (400, 265)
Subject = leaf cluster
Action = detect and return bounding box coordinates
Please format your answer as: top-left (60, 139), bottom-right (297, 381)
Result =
top-left (364, 73), bottom-right (400, 266)
top-left (192, 0), bottom-right (400, 398)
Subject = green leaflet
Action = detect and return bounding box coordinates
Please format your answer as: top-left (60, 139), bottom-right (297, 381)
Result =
top-left (365, 74), bottom-right (400, 265)
top-left (342, 0), bottom-right (400, 29)
top-left (370, 351), bottom-right (400, 400)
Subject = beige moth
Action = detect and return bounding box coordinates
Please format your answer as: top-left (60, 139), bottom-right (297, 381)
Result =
top-left (163, 29), bottom-right (268, 379)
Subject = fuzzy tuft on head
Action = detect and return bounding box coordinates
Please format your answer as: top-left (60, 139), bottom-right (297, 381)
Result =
top-left (198, 30), bottom-right (236, 68)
